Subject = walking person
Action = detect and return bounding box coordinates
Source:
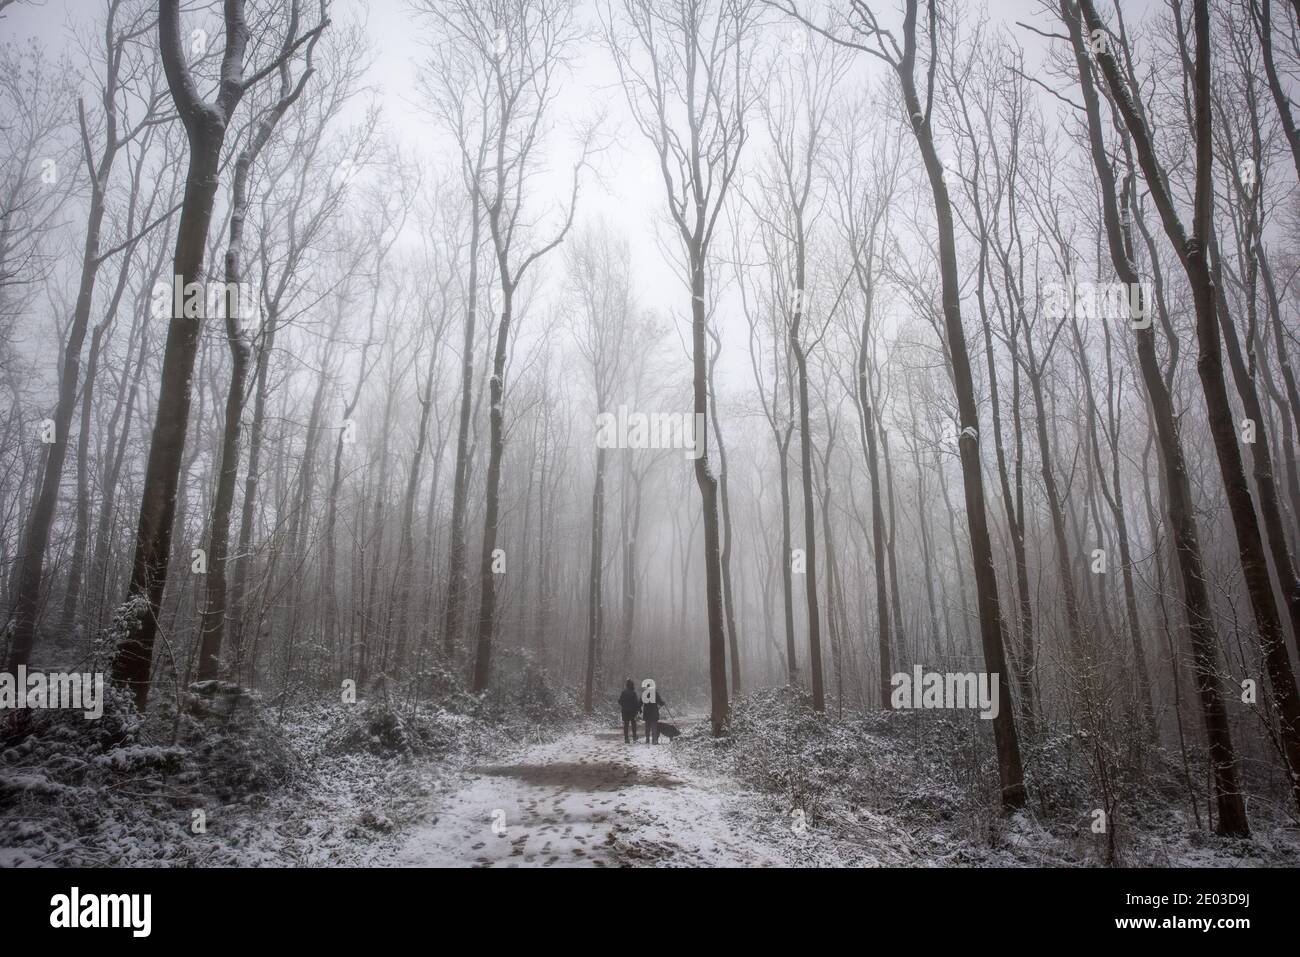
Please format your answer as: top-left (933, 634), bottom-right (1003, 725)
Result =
top-left (642, 681), bottom-right (666, 744)
top-left (618, 679), bottom-right (641, 744)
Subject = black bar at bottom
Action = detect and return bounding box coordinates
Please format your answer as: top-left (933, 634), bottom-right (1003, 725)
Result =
top-left (0, 865), bottom-right (1282, 943)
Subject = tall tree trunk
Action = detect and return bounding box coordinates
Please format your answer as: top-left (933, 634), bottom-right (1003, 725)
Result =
top-left (8, 134), bottom-right (114, 668)
top-left (228, 302), bottom-right (276, 674)
top-left (892, 0), bottom-right (1025, 804)
top-left (621, 464), bottom-right (643, 671)
top-left (855, 323), bottom-right (892, 708)
top-left (1072, 312), bottom-right (1157, 727)
top-left (1083, 0), bottom-right (1300, 814)
top-left (1067, 0), bottom-right (1250, 833)
top-left (790, 288), bottom-right (825, 712)
top-left (1207, 231), bottom-right (1300, 649)
top-left (359, 374), bottom-right (397, 689)
top-left (1253, 0), bottom-right (1300, 183)
top-left (709, 330), bottom-right (742, 693)
top-left (471, 287), bottom-right (513, 692)
top-left (60, 320), bottom-right (106, 636)
top-left (583, 446), bottom-right (606, 713)
top-left (689, 259), bottom-right (729, 735)
top-left (91, 292), bottom-right (151, 627)
top-left (391, 343), bottom-right (439, 679)
top-left (878, 419), bottom-right (906, 652)
top-left (1025, 346), bottom-right (1099, 720)
top-left (777, 426), bottom-right (798, 683)
top-left (197, 153), bottom-right (256, 681)
top-left (112, 118), bottom-right (224, 706)
top-left (908, 406), bottom-right (942, 660)
top-left (442, 210), bottom-right (480, 661)
top-left (112, 0), bottom-right (325, 707)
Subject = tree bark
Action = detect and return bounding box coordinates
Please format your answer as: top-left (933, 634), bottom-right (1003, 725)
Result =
top-left (1067, 0), bottom-right (1250, 833)
top-left (890, 0), bottom-right (1025, 805)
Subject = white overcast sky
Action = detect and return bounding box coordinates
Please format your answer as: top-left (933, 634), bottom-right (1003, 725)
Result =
top-left (2, 0), bottom-right (1156, 396)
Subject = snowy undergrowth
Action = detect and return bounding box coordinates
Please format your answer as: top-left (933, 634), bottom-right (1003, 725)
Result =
top-left (0, 657), bottom-right (582, 867)
top-left (674, 687), bottom-right (1300, 867)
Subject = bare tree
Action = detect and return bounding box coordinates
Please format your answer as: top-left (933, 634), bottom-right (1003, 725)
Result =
top-left (419, 0), bottom-right (588, 692)
top-left (196, 5), bottom-right (326, 681)
top-left (567, 221), bottom-right (635, 711)
top-left (112, 0), bottom-right (328, 710)
top-left (1079, 0), bottom-right (1300, 816)
top-left (773, 0), bottom-right (1027, 806)
top-left (604, 0), bottom-right (759, 735)
top-left (6, 0), bottom-right (164, 670)
top-left (736, 209), bottom-right (799, 685)
top-left (747, 27), bottom-right (847, 712)
top-left (828, 84), bottom-right (900, 710)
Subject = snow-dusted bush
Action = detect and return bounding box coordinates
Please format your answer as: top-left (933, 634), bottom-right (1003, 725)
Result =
top-left (482, 647), bottom-right (579, 724)
top-left (675, 688), bottom-right (1300, 866)
top-left (1, 678), bottom-right (141, 770)
top-left (325, 654), bottom-right (581, 759)
top-left (328, 701), bottom-right (451, 756)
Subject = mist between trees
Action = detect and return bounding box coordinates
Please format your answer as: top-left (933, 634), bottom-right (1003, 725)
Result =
top-left (2, 0), bottom-right (1300, 844)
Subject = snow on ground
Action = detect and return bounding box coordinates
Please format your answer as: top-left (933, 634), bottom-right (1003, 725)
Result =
top-left (7, 683), bottom-right (1298, 868)
top-left (673, 688), bottom-right (1300, 868)
top-left (0, 692), bottom-right (573, 867)
top-left (393, 717), bottom-right (797, 867)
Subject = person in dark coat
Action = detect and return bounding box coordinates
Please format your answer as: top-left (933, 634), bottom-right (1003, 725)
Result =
top-left (642, 682), bottom-right (666, 744)
top-left (618, 679), bottom-right (641, 744)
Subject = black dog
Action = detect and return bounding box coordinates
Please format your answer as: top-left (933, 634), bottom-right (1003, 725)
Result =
top-left (656, 722), bottom-right (681, 740)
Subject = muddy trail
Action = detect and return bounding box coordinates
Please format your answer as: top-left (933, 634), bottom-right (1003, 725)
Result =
top-left (393, 717), bottom-right (794, 867)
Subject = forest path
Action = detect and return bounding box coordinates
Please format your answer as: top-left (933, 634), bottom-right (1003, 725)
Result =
top-left (392, 718), bottom-right (794, 867)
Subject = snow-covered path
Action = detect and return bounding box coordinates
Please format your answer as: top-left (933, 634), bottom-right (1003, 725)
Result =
top-left (393, 720), bottom-right (793, 867)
